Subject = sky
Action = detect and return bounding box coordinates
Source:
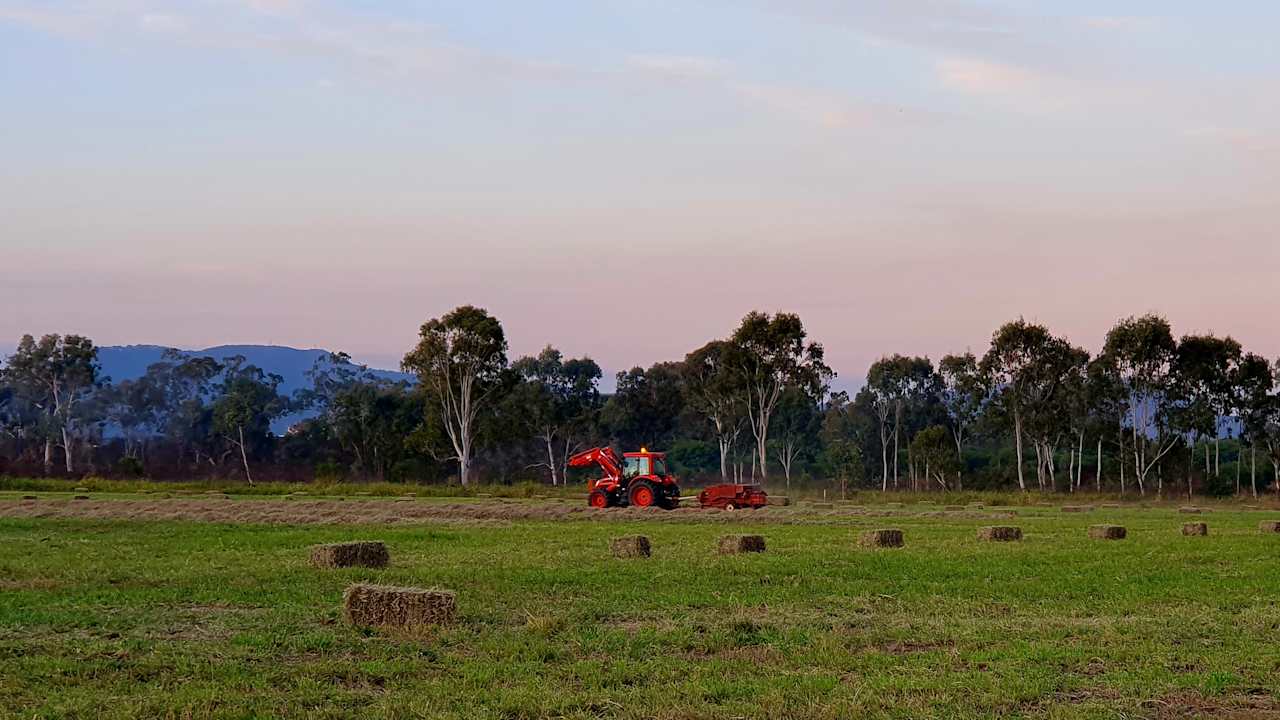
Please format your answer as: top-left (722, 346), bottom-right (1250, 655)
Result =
top-left (1, 0), bottom-right (1277, 385)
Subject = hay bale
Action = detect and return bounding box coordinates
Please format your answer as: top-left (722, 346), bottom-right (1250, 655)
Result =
top-left (968, 503), bottom-right (985, 509)
top-left (1178, 507), bottom-right (1204, 514)
top-left (885, 502), bottom-right (905, 508)
top-left (717, 535), bottom-right (766, 554)
top-left (310, 541), bottom-right (390, 569)
top-left (1259, 521), bottom-right (1280, 534)
top-left (812, 502), bottom-right (834, 509)
top-left (72, 495), bottom-right (90, 500)
top-left (977, 526), bottom-right (1022, 542)
top-left (21, 495), bottom-right (37, 501)
top-left (73, 486), bottom-right (89, 492)
top-left (944, 505), bottom-right (964, 511)
top-left (766, 495), bottom-right (790, 506)
top-left (860, 528), bottom-right (904, 548)
top-left (1062, 505), bottom-right (1095, 513)
top-left (342, 583), bottom-right (455, 628)
top-left (394, 496), bottom-right (413, 503)
top-left (610, 535), bottom-right (651, 558)
top-left (1088, 524), bottom-right (1126, 540)
top-left (1182, 522), bottom-right (1208, 536)
top-left (1100, 503), bottom-right (1121, 509)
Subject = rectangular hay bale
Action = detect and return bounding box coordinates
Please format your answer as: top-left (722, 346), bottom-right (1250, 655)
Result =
top-left (860, 528), bottom-right (904, 548)
top-left (610, 535), bottom-right (651, 558)
top-left (717, 534), bottom-right (766, 554)
top-left (1088, 524), bottom-right (1126, 540)
top-left (1182, 522), bottom-right (1208, 536)
top-left (1178, 507), bottom-right (1204, 514)
top-left (1062, 505), bottom-right (1095, 513)
top-left (977, 526), bottom-right (1022, 542)
top-left (310, 541), bottom-right (390, 569)
top-left (343, 583), bottom-right (455, 628)
top-left (1259, 521), bottom-right (1280, 534)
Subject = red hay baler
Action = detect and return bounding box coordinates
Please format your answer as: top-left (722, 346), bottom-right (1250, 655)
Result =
top-left (696, 483), bottom-right (769, 510)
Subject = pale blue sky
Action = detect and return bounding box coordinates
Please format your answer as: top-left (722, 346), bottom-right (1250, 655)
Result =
top-left (2, 1), bottom-right (1277, 377)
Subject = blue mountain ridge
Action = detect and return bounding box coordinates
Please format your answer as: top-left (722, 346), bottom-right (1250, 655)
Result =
top-left (96, 345), bottom-right (414, 434)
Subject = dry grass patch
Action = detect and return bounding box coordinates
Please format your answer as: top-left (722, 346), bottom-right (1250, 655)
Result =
top-left (1088, 524), bottom-right (1127, 540)
top-left (72, 495), bottom-right (89, 501)
top-left (310, 541), bottom-right (390, 569)
top-left (1178, 507), bottom-right (1205, 514)
top-left (610, 535), bottom-right (651, 558)
top-left (1181, 522), bottom-right (1208, 536)
top-left (1259, 521), bottom-right (1280, 534)
top-left (1062, 505), bottom-right (1095, 513)
top-left (977, 526), bottom-right (1022, 542)
top-left (860, 528), bottom-right (904, 548)
top-left (717, 534), bottom-right (766, 554)
top-left (343, 583), bottom-right (456, 628)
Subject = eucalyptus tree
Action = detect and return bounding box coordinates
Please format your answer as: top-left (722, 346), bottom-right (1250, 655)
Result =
top-left (938, 352), bottom-right (987, 490)
top-left (512, 346), bottom-right (602, 485)
top-left (865, 354), bottom-right (936, 490)
top-left (730, 311), bottom-right (832, 483)
top-left (683, 340), bottom-right (746, 480)
top-left (1239, 357), bottom-right (1279, 497)
top-left (402, 306), bottom-right (508, 485)
top-left (1099, 315), bottom-right (1181, 495)
top-left (212, 357), bottom-right (288, 484)
top-left (2, 334), bottom-right (102, 474)
top-left (1170, 334), bottom-right (1243, 490)
top-left (980, 320), bottom-right (1083, 492)
top-left (770, 386), bottom-right (822, 488)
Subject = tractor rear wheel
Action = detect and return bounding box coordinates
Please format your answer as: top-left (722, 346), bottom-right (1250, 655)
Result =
top-left (629, 482), bottom-right (656, 508)
top-left (588, 490), bottom-right (609, 509)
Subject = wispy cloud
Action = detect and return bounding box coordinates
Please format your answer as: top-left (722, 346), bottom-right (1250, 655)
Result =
top-left (627, 52), bottom-right (932, 129)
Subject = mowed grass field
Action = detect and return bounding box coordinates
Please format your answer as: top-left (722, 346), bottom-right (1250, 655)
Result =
top-left (3, 495), bottom-right (1280, 719)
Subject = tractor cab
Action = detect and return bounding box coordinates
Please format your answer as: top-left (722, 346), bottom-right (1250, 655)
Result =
top-left (569, 446), bottom-right (682, 509)
top-left (622, 450), bottom-right (671, 482)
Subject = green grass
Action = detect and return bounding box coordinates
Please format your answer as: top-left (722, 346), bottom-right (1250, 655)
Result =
top-left (3, 500), bottom-right (1280, 718)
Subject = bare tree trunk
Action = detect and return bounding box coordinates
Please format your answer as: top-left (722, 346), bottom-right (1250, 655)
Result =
top-left (1077, 432), bottom-right (1085, 490)
top-left (893, 404), bottom-right (901, 489)
top-left (43, 438), bottom-right (53, 475)
top-left (62, 426), bottom-right (74, 474)
top-left (1068, 448), bottom-right (1075, 493)
top-left (1252, 446), bottom-right (1258, 498)
top-left (1096, 437), bottom-right (1103, 492)
top-left (238, 425), bottom-right (254, 485)
top-left (1013, 411), bottom-right (1026, 492)
top-left (545, 435), bottom-right (558, 486)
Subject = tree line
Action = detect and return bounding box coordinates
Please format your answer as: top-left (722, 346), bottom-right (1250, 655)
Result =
top-left (2, 307), bottom-right (1279, 497)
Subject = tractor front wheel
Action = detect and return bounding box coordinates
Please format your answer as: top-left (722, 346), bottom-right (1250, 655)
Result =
top-left (588, 490), bottom-right (609, 509)
top-left (629, 482), bottom-right (656, 508)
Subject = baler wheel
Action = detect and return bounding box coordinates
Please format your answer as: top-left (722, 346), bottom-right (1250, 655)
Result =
top-left (588, 490), bottom-right (609, 509)
top-left (725, 504), bottom-right (736, 511)
top-left (629, 482), bottom-right (656, 508)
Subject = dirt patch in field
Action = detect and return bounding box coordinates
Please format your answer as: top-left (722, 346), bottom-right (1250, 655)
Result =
top-left (1143, 692), bottom-right (1280, 719)
top-left (0, 496), bottom-right (1022, 526)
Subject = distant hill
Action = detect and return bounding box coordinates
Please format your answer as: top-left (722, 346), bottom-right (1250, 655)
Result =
top-left (96, 344), bottom-right (414, 433)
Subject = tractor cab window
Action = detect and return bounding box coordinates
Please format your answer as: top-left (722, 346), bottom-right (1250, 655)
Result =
top-left (624, 456), bottom-right (651, 478)
top-left (653, 458), bottom-right (667, 477)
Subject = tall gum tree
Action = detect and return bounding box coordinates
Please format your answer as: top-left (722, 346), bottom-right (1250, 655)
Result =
top-left (683, 340), bottom-right (746, 481)
top-left (729, 311), bottom-right (831, 483)
top-left (2, 334), bottom-right (101, 474)
top-left (1099, 314), bottom-right (1182, 496)
top-left (402, 306), bottom-right (508, 486)
top-left (979, 320), bottom-right (1083, 492)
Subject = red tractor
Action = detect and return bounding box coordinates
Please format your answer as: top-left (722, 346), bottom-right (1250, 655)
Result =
top-left (569, 446), bottom-right (681, 509)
